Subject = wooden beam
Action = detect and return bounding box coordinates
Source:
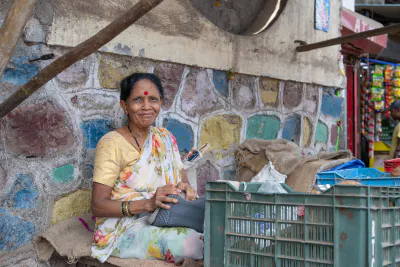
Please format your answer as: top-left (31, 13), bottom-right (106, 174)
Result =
top-left (0, 0), bottom-right (164, 118)
top-left (296, 23), bottom-right (400, 52)
top-left (0, 0), bottom-right (36, 78)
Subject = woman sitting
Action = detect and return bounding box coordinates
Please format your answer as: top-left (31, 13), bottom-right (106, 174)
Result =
top-left (90, 73), bottom-right (203, 263)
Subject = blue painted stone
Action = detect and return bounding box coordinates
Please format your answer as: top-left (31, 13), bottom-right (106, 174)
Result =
top-left (81, 119), bottom-right (112, 149)
top-left (0, 209), bottom-right (35, 251)
top-left (321, 88), bottom-right (344, 119)
top-left (282, 115), bottom-right (301, 144)
top-left (247, 115), bottom-right (280, 140)
top-left (213, 70), bottom-right (229, 98)
top-left (315, 120), bottom-right (328, 144)
top-left (163, 118), bottom-right (194, 153)
top-left (7, 174), bottom-right (38, 209)
top-left (0, 56), bottom-right (39, 86)
top-left (52, 164), bottom-right (75, 184)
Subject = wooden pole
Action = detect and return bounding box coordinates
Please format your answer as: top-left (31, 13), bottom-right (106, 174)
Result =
top-left (0, 0), bottom-right (36, 78)
top-left (0, 0), bottom-right (164, 118)
top-left (296, 23), bottom-right (400, 52)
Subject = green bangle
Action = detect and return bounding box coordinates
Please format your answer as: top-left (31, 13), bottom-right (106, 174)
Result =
top-left (121, 201), bottom-right (128, 216)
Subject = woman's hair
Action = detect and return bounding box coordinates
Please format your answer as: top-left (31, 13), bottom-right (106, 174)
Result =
top-left (120, 73), bottom-right (164, 101)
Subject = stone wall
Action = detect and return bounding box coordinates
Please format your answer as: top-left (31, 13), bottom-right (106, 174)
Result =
top-left (0, 41), bottom-right (345, 266)
top-left (0, 0), bottom-right (345, 265)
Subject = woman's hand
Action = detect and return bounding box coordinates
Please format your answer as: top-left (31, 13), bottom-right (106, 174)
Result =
top-left (177, 182), bottom-right (197, 201)
top-left (147, 183), bottom-right (181, 211)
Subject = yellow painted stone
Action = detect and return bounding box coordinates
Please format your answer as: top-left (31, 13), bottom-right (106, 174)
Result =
top-left (98, 55), bottom-right (151, 89)
top-left (302, 117), bottom-right (312, 147)
top-left (200, 115), bottom-right (242, 150)
top-left (51, 189), bottom-right (92, 225)
top-left (259, 77), bottom-right (279, 106)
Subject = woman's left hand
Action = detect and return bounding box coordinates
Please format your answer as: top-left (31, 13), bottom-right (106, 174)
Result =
top-left (177, 182), bottom-right (197, 201)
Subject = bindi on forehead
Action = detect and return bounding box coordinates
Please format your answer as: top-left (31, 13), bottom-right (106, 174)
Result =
top-left (144, 91), bottom-right (148, 96)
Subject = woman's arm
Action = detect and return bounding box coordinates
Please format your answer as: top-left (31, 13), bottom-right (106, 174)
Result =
top-left (92, 182), bottom-right (182, 217)
top-left (92, 182), bottom-right (153, 217)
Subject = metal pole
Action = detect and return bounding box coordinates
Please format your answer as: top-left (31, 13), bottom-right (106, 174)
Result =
top-left (296, 23), bottom-right (400, 52)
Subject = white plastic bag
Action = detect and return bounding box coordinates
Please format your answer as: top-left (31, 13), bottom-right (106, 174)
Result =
top-left (251, 161), bottom-right (287, 183)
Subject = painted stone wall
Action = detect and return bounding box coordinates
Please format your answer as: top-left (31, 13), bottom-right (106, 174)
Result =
top-left (0, 42), bottom-right (345, 266)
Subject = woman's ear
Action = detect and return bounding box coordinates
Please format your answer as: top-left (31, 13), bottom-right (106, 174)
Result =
top-left (120, 100), bottom-right (127, 114)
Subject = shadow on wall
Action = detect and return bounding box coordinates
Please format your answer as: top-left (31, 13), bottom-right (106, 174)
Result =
top-left (190, 0), bottom-right (288, 35)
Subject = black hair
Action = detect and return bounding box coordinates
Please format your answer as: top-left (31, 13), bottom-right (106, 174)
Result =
top-left (120, 73), bottom-right (164, 101)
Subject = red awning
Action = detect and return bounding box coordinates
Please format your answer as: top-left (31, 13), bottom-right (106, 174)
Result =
top-left (341, 8), bottom-right (388, 55)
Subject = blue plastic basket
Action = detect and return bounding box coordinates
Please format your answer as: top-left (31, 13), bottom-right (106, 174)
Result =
top-left (317, 168), bottom-right (400, 186)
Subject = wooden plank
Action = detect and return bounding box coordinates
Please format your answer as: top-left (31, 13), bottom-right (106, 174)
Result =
top-left (0, 0), bottom-right (164, 118)
top-left (296, 23), bottom-right (400, 52)
top-left (0, 0), bottom-right (36, 78)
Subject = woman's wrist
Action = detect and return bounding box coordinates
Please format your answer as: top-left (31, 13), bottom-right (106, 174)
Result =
top-left (143, 199), bottom-right (155, 213)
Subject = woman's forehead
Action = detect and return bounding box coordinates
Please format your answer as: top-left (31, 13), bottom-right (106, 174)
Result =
top-left (131, 79), bottom-right (159, 95)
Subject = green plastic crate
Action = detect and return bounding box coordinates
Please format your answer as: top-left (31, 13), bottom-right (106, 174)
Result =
top-left (205, 181), bottom-right (400, 267)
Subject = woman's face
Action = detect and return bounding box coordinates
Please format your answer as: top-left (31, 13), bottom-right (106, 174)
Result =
top-left (121, 79), bottom-right (162, 129)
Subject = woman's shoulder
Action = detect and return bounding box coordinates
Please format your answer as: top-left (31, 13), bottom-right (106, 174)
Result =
top-left (97, 131), bottom-right (128, 148)
top-left (99, 131), bottom-right (122, 142)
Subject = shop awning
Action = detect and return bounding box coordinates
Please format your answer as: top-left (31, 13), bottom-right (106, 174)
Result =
top-left (341, 7), bottom-right (388, 55)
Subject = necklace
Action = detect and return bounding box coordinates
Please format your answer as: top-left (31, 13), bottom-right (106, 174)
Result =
top-left (127, 125), bottom-right (141, 150)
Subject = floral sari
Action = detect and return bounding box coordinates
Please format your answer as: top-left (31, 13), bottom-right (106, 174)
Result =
top-left (91, 127), bottom-right (203, 263)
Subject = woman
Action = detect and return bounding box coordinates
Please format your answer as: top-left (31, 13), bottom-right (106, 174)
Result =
top-left (91, 73), bottom-right (203, 263)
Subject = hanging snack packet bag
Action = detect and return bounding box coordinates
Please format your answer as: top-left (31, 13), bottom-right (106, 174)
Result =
top-left (371, 87), bottom-right (384, 101)
top-left (374, 65), bottom-right (384, 76)
top-left (372, 75), bottom-right (384, 87)
top-left (394, 66), bottom-right (400, 78)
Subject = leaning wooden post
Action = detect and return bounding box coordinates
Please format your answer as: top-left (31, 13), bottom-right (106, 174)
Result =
top-left (0, 0), bottom-right (36, 78)
top-left (0, 0), bottom-right (164, 118)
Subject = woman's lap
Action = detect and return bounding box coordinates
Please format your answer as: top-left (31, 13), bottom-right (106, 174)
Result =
top-left (111, 218), bottom-right (203, 262)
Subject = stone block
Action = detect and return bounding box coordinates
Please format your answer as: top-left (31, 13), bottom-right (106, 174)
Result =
top-left (282, 115), bottom-right (301, 145)
top-left (196, 161), bottom-right (220, 197)
top-left (302, 117), bottom-right (313, 147)
top-left (56, 58), bottom-right (90, 86)
top-left (51, 189), bottom-right (91, 225)
top-left (0, 209), bottom-right (35, 251)
top-left (52, 164), bottom-right (75, 184)
top-left (1, 56), bottom-right (39, 86)
top-left (331, 124), bottom-right (339, 146)
top-left (304, 84), bottom-right (320, 116)
top-left (34, 0), bottom-right (54, 26)
top-left (232, 75), bottom-right (256, 110)
top-left (6, 174), bottom-right (38, 209)
top-left (153, 63), bottom-right (185, 109)
top-left (213, 70), bottom-right (229, 98)
top-left (81, 119), bottom-right (112, 149)
top-left (200, 115), bottom-right (242, 150)
top-left (247, 115), bottom-right (280, 140)
top-left (315, 120), bottom-right (328, 144)
top-left (98, 54), bottom-right (152, 89)
top-left (24, 18), bottom-right (46, 44)
top-left (163, 118), bottom-right (194, 153)
top-left (181, 69), bottom-right (221, 117)
top-left (5, 101), bottom-right (75, 158)
top-left (69, 92), bottom-right (118, 116)
top-left (321, 88), bottom-right (344, 119)
top-left (259, 77), bottom-right (279, 107)
top-left (283, 81), bottom-right (303, 108)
